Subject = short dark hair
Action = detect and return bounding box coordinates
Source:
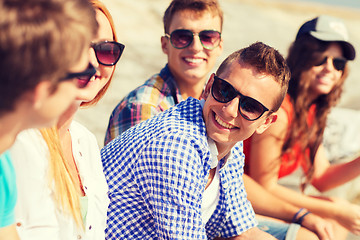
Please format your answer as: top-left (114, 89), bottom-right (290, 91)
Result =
top-left (0, 0), bottom-right (98, 115)
top-left (216, 42), bottom-right (290, 112)
top-left (163, 0), bottom-right (223, 34)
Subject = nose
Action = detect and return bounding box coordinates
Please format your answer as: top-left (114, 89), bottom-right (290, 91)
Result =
top-left (89, 47), bottom-right (99, 68)
top-left (189, 34), bottom-right (203, 52)
top-left (222, 97), bottom-right (240, 118)
top-left (323, 57), bottom-right (335, 72)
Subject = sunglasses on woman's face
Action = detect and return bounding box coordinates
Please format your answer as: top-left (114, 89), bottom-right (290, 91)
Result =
top-left (165, 29), bottom-right (221, 50)
top-left (91, 41), bottom-right (125, 66)
top-left (313, 56), bottom-right (347, 71)
top-left (61, 63), bottom-right (96, 88)
top-left (211, 75), bottom-right (271, 121)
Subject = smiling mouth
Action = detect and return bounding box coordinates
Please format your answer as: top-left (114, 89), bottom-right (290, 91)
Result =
top-left (184, 57), bottom-right (204, 64)
top-left (215, 114), bottom-right (235, 129)
top-left (89, 75), bottom-right (99, 82)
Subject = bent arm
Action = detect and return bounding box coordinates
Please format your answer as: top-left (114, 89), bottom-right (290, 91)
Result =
top-left (247, 109), bottom-right (360, 232)
top-left (311, 146), bottom-right (360, 192)
top-left (244, 174), bottom-right (299, 222)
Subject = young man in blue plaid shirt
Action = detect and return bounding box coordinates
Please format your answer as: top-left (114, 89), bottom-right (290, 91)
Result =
top-left (101, 42), bottom-right (290, 239)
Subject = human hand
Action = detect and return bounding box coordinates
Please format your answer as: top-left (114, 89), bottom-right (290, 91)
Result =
top-left (335, 202), bottom-right (360, 235)
top-left (301, 213), bottom-right (334, 240)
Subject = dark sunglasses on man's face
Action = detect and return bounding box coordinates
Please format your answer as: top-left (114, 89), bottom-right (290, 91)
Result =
top-left (61, 63), bottom-right (96, 88)
top-left (313, 56), bottom-right (347, 71)
top-left (211, 75), bottom-right (271, 121)
top-left (165, 29), bottom-right (221, 50)
top-left (91, 41), bottom-right (125, 66)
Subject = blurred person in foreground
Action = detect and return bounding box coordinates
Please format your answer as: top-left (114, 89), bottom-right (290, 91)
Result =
top-left (0, 0), bottom-right (97, 239)
top-left (9, 1), bottom-right (124, 239)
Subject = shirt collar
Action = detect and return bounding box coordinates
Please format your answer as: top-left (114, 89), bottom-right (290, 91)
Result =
top-left (159, 64), bottom-right (183, 104)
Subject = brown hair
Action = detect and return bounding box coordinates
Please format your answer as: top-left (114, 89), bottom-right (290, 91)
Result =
top-left (284, 34), bottom-right (350, 177)
top-left (81, 0), bottom-right (119, 107)
top-left (0, 0), bottom-right (97, 116)
top-left (216, 41), bottom-right (291, 112)
top-left (163, 0), bottom-right (223, 34)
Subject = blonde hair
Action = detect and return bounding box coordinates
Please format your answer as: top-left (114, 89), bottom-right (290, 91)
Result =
top-left (40, 127), bottom-right (84, 227)
top-left (41, 0), bottom-right (117, 229)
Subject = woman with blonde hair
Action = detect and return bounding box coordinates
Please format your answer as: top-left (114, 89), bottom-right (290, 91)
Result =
top-left (10, 1), bottom-right (124, 239)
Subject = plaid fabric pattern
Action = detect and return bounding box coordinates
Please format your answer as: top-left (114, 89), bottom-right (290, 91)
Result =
top-left (104, 65), bottom-right (183, 145)
top-left (101, 97), bottom-right (257, 239)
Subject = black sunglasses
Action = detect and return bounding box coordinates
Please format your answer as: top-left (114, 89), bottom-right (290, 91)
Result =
top-left (211, 75), bottom-right (271, 121)
top-left (61, 63), bottom-right (96, 88)
top-left (91, 41), bottom-right (125, 66)
top-left (314, 56), bottom-right (347, 71)
top-left (165, 29), bottom-right (221, 50)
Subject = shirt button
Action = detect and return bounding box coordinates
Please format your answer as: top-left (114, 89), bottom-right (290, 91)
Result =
top-left (77, 235), bottom-right (82, 239)
top-left (79, 151), bottom-right (82, 157)
top-left (222, 182), bottom-right (228, 188)
top-left (16, 222), bottom-right (22, 227)
top-left (89, 225), bottom-right (92, 230)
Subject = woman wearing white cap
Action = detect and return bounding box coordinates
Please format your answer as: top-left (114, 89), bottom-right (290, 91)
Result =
top-left (244, 15), bottom-right (359, 240)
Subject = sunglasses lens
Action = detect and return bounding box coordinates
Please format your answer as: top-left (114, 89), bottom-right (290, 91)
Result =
top-left (60, 64), bottom-right (96, 88)
top-left (76, 75), bottom-right (91, 88)
top-left (240, 98), bottom-right (266, 120)
top-left (333, 58), bottom-right (346, 71)
top-left (212, 76), bottom-right (236, 103)
top-left (313, 56), bottom-right (328, 67)
top-left (170, 29), bottom-right (193, 49)
top-left (199, 30), bottom-right (221, 49)
top-left (94, 42), bottom-right (123, 66)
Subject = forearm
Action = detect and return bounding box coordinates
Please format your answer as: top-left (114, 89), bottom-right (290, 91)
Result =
top-left (244, 174), bottom-right (299, 222)
top-left (269, 182), bottom-right (342, 220)
top-left (312, 156), bottom-right (360, 192)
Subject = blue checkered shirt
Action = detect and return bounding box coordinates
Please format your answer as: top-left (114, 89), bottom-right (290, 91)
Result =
top-left (101, 97), bottom-right (257, 239)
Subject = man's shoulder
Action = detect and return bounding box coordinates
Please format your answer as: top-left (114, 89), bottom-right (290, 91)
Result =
top-left (125, 72), bottom-right (173, 101)
top-left (105, 98), bottom-right (205, 149)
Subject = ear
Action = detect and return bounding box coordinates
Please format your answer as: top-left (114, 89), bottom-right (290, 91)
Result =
top-left (201, 73), bottom-right (215, 100)
top-left (32, 81), bottom-right (52, 110)
top-left (255, 113), bottom-right (277, 134)
top-left (161, 36), bottom-right (169, 54)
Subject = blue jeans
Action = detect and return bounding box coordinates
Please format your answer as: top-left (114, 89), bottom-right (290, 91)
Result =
top-left (257, 219), bottom-right (301, 240)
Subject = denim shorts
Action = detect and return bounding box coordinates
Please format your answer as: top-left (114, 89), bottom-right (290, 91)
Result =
top-left (257, 219), bottom-right (301, 240)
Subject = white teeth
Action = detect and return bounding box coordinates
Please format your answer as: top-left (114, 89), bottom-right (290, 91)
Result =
top-left (184, 58), bottom-right (203, 63)
top-left (215, 114), bottom-right (234, 129)
top-left (89, 76), bottom-right (97, 82)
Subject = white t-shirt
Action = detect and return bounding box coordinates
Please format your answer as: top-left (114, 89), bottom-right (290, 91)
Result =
top-left (10, 121), bottom-right (109, 240)
top-left (201, 137), bottom-right (220, 224)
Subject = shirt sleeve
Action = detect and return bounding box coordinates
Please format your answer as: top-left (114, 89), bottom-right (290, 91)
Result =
top-left (0, 152), bottom-right (17, 228)
top-left (104, 100), bottom-right (164, 145)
